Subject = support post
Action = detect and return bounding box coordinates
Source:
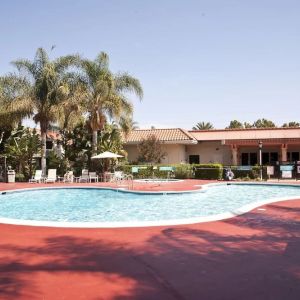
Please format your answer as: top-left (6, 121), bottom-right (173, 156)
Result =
top-left (259, 141), bottom-right (263, 181)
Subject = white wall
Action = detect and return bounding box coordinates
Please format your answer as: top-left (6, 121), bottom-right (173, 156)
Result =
top-left (124, 144), bottom-right (186, 164)
top-left (186, 141), bottom-right (232, 164)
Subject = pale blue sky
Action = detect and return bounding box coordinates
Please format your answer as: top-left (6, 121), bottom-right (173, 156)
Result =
top-left (1, 0), bottom-right (300, 129)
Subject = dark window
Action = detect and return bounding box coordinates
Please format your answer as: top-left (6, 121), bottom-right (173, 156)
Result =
top-left (291, 152), bottom-right (299, 162)
top-left (270, 152), bottom-right (278, 163)
top-left (250, 153), bottom-right (258, 165)
top-left (241, 153), bottom-right (249, 165)
top-left (189, 155), bottom-right (200, 164)
top-left (46, 141), bottom-right (53, 150)
top-left (262, 152), bottom-right (269, 165)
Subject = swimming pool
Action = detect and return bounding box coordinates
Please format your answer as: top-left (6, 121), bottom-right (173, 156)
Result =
top-left (134, 178), bottom-right (183, 183)
top-left (0, 183), bottom-right (300, 227)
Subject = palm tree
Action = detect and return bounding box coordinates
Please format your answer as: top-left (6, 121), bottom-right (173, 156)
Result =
top-left (192, 122), bottom-right (214, 130)
top-left (119, 117), bottom-right (139, 137)
top-left (0, 75), bottom-right (31, 148)
top-left (79, 52), bottom-right (143, 155)
top-left (3, 48), bottom-right (80, 174)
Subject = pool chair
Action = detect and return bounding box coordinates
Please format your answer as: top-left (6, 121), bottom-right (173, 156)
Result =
top-left (63, 171), bottom-right (74, 183)
top-left (45, 169), bottom-right (57, 183)
top-left (78, 169), bottom-right (89, 183)
top-left (111, 171), bottom-right (125, 183)
top-left (29, 170), bottom-right (43, 183)
top-left (89, 172), bottom-right (99, 183)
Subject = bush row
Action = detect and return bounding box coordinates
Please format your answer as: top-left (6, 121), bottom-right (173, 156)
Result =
top-left (118, 164), bottom-right (267, 180)
top-left (118, 164), bottom-right (193, 179)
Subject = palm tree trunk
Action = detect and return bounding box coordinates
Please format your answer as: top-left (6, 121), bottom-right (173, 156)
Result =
top-left (92, 130), bottom-right (98, 155)
top-left (41, 131), bottom-right (47, 175)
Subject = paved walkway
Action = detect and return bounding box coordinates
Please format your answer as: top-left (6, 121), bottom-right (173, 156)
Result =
top-left (0, 181), bottom-right (299, 299)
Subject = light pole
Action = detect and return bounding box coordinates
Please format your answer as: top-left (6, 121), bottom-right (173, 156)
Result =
top-left (258, 141), bottom-right (263, 180)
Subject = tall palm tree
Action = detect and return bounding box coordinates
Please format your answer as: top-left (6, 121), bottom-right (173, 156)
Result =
top-left (79, 52), bottom-right (143, 154)
top-left (3, 48), bottom-right (79, 174)
top-left (119, 117), bottom-right (139, 137)
top-left (192, 122), bottom-right (214, 130)
top-left (0, 75), bottom-right (31, 147)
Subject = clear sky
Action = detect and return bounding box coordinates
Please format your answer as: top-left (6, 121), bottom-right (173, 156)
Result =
top-left (1, 0), bottom-right (300, 129)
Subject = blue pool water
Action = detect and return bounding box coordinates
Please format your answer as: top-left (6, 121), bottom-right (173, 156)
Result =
top-left (0, 184), bottom-right (300, 225)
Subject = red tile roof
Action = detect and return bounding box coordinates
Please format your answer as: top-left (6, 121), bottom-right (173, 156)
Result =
top-left (124, 128), bottom-right (197, 144)
top-left (189, 127), bottom-right (300, 141)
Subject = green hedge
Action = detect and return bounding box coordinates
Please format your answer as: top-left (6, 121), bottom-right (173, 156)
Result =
top-left (193, 164), bottom-right (223, 180)
top-left (230, 166), bottom-right (268, 180)
top-left (117, 164), bottom-right (193, 179)
top-left (117, 164), bottom-right (267, 180)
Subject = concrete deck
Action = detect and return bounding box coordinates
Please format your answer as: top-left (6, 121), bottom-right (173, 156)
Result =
top-left (0, 180), bottom-right (299, 299)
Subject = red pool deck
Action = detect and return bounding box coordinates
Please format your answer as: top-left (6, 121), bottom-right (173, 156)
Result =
top-left (0, 180), bottom-right (300, 299)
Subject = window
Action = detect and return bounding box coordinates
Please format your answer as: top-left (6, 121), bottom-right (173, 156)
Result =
top-left (46, 141), bottom-right (53, 150)
top-left (250, 153), bottom-right (258, 165)
top-left (262, 152), bottom-right (279, 164)
top-left (189, 155), bottom-right (200, 164)
top-left (241, 153), bottom-right (257, 165)
top-left (262, 152), bottom-right (269, 165)
top-left (270, 152), bottom-right (278, 163)
top-left (241, 153), bottom-right (249, 165)
top-left (287, 152), bottom-right (299, 162)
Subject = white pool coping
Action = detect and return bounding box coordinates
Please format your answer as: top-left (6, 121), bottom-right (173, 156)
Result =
top-left (0, 182), bottom-right (300, 228)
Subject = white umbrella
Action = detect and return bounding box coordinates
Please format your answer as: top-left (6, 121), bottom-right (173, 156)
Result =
top-left (91, 151), bottom-right (124, 159)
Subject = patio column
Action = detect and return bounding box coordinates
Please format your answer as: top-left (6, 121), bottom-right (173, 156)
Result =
top-left (231, 145), bottom-right (238, 165)
top-left (281, 144), bottom-right (288, 162)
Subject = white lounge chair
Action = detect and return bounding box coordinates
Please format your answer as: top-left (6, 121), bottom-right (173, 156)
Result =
top-left (79, 169), bottom-right (89, 182)
top-left (45, 169), bottom-right (57, 183)
top-left (89, 172), bottom-right (99, 183)
top-left (29, 170), bottom-right (43, 183)
top-left (63, 171), bottom-right (74, 183)
top-left (111, 171), bottom-right (125, 183)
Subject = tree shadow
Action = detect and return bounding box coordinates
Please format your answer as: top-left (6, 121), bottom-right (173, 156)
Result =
top-left (0, 207), bottom-right (300, 299)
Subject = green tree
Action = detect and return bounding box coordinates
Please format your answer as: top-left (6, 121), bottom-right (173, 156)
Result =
top-left (79, 52), bottom-right (143, 155)
top-left (98, 123), bottom-right (126, 171)
top-left (282, 122), bottom-right (300, 127)
top-left (226, 120), bottom-right (243, 129)
top-left (253, 118), bottom-right (276, 128)
top-left (244, 122), bottom-right (253, 128)
top-left (0, 76), bottom-right (28, 149)
top-left (192, 122), bottom-right (214, 130)
top-left (119, 117), bottom-right (139, 137)
top-left (3, 47), bottom-right (80, 175)
top-left (63, 122), bottom-right (92, 175)
top-left (5, 126), bottom-right (41, 178)
top-left (137, 134), bottom-right (166, 164)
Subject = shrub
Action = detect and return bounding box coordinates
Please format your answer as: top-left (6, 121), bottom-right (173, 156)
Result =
top-left (193, 164), bottom-right (223, 180)
top-left (230, 166), bottom-right (267, 180)
top-left (117, 164), bottom-right (193, 179)
top-left (15, 173), bottom-right (25, 182)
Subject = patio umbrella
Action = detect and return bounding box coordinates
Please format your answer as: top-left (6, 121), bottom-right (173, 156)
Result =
top-left (91, 151), bottom-right (124, 159)
top-left (91, 151), bottom-right (124, 173)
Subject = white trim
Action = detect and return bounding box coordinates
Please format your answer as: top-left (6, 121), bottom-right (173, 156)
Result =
top-left (0, 183), bottom-right (299, 228)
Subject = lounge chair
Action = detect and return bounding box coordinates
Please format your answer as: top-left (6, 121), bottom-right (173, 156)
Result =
top-left (45, 169), bottom-right (57, 183)
top-left (89, 172), bottom-right (99, 183)
top-left (29, 170), bottom-right (43, 183)
top-left (111, 171), bottom-right (125, 183)
top-left (79, 169), bottom-right (89, 183)
top-left (63, 171), bottom-right (74, 183)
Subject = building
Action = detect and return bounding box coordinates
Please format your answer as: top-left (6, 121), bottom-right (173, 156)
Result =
top-left (123, 127), bottom-right (300, 165)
